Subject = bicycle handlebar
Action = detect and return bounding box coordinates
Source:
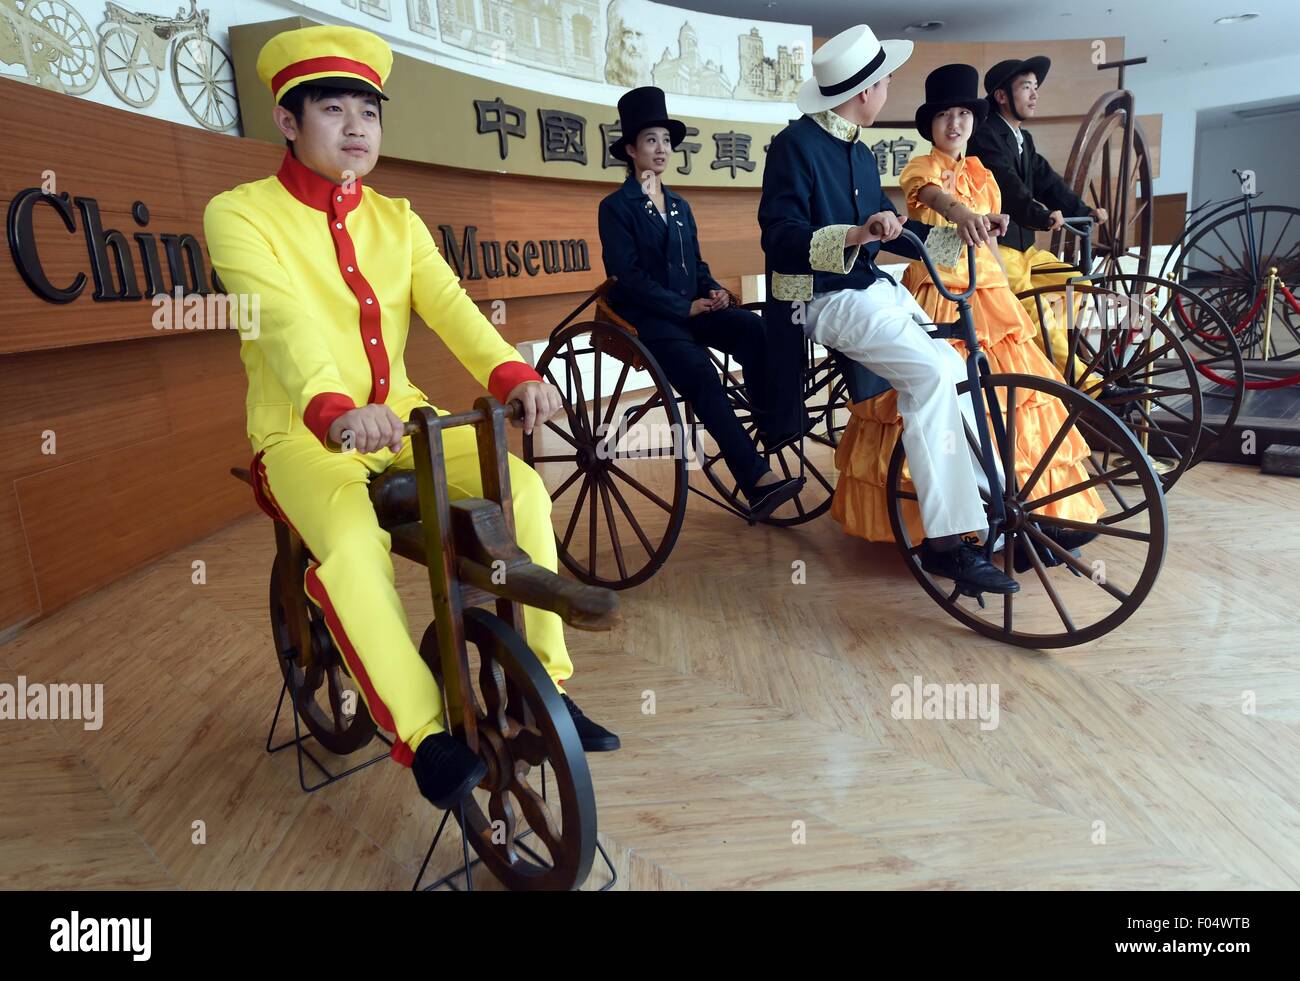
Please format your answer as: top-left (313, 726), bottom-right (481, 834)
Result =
top-left (401, 398), bottom-right (525, 437)
top-left (1052, 216), bottom-right (1094, 276)
top-left (867, 221), bottom-right (978, 303)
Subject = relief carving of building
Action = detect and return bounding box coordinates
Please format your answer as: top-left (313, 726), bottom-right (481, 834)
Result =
top-left (652, 22), bottom-right (730, 99)
top-left (733, 27), bottom-right (803, 101)
top-left (425, 0), bottom-right (601, 81)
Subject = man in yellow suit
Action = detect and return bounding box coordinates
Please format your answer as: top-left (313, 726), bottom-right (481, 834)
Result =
top-left (205, 25), bottom-right (619, 811)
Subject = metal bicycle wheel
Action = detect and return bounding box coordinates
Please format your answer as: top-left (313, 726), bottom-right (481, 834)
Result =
top-left (1167, 204), bottom-right (1300, 361)
top-left (888, 372), bottom-right (1167, 649)
top-left (1090, 273), bottom-right (1246, 464)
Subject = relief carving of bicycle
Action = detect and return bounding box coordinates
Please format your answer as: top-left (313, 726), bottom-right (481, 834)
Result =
top-left (0, 0), bottom-right (100, 94)
top-left (98, 0), bottom-right (238, 131)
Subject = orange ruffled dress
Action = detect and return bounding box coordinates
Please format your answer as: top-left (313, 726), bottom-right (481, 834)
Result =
top-left (831, 149), bottom-right (1104, 541)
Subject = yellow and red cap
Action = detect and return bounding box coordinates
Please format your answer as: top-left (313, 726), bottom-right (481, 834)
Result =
top-left (256, 25), bottom-right (392, 104)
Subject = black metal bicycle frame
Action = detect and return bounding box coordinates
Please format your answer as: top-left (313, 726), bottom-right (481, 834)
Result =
top-left (890, 230), bottom-right (1008, 548)
top-left (1164, 176), bottom-right (1264, 289)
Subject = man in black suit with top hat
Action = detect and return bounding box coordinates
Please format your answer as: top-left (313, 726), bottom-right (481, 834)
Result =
top-left (967, 56), bottom-right (1109, 370)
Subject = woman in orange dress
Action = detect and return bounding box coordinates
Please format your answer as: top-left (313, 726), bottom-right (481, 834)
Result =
top-left (831, 64), bottom-right (1103, 563)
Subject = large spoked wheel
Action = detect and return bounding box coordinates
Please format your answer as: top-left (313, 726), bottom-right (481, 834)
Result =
top-left (524, 320), bottom-right (687, 589)
top-left (171, 32), bottom-right (240, 132)
top-left (1057, 90), bottom-right (1155, 277)
top-left (1164, 204), bottom-right (1300, 361)
top-left (888, 373), bottom-right (1167, 649)
top-left (28, 0), bottom-right (98, 94)
top-left (1017, 282), bottom-right (1202, 492)
top-left (98, 24), bottom-right (159, 106)
top-left (1090, 273), bottom-right (1246, 464)
top-left (420, 610), bottom-right (596, 891)
top-left (268, 561), bottom-right (378, 755)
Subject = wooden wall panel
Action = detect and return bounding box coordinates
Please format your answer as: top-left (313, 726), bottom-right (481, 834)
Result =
top-left (13, 419), bottom-right (253, 614)
top-left (0, 341), bottom-right (172, 478)
top-left (0, 484), bottom-right (39, 632)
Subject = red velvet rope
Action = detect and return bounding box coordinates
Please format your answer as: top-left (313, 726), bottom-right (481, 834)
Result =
top-left (1173, 289), bottom-right (1265, 343)
top-left (1281, 281), bottom-right (1300, 316)
top-left (1165, 280), bottom-right (1300, 389)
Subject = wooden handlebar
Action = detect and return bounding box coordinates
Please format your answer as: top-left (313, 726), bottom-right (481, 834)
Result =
top-left (325, 398), bottom-right (526, 452)
top-left (399, 398), bottom-right (525, 437)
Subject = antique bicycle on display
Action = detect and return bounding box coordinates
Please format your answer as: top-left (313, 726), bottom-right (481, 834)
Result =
top-left (527, 225), bottom-right (1169, 649)
top-left (98, 0), bottom-right (238, 131)
top-left (233, 399), bottom-right (619, 891)
top-left (1018, 216), bottom-right (1247, 482)
top-left (1161, 168), bottom-right (1300, 366)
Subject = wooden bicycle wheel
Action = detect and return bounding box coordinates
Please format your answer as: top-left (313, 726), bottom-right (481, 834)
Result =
top-left (1016, 282), bottom-right (1202, 491)
top-left (98, 23), bottom-right (159, 106)
top-left (687, 336), bottom-right (835, 526)
top-left (420, 609), bottom-right (596, 891)
top-left (1057, 91), bottom-right (1154, 278)
top-left (888, 373), bottom-right (1167, 649)
top-left (524, 320), bottom-right (688, 589)
top-left (268, 560), bottom-right (377, 756)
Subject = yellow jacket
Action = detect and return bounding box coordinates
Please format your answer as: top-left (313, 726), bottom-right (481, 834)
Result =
top-left (204, 149), bottom-right (539, 450)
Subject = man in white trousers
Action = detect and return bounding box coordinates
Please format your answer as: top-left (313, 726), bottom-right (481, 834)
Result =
top-left (758, 23), bottom-right (1018, 596)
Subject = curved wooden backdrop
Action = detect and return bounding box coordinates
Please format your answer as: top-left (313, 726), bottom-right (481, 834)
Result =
top-left (0, 31), bottom-right (1174, 637)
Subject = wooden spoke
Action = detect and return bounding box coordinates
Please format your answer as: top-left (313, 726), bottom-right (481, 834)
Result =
top-left (606, 461), bottom-right (674, 514)
top-left (596, 476), bottom-right (627, 581)
top-left (561, 475), bottom-right (592, 550)
top-left (602, 470), bottom-right (658, 559)
top-left (1018, 404), bottom-right (1082, 502)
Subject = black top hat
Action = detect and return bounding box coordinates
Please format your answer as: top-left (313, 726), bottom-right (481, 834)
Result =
top-left (984, 56), bottom-right (1051, 99)
top-left (609, 86), bottom-right (688, 163)
top-left (915, 64), bottom-right (989, 141)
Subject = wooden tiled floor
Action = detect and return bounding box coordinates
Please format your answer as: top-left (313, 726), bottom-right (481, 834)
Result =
top-left (1, 449), bottom-right (1297, 889)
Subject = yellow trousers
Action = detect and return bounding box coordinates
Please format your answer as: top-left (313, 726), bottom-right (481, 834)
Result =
top-left (256, 407), bottom-right (572, 767)
top-left (1001, 244), bottom-right (1090, 377)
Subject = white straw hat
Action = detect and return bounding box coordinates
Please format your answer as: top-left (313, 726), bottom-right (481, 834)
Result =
top-left (796, 24), bottom-right (913, 114)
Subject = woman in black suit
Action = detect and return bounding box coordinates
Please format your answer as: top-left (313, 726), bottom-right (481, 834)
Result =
top-left (597, 86), bottom-right (801, 520)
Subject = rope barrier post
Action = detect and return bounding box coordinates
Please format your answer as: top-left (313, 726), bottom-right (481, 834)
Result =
top-left (1261, 266), bottom-right (1278, 360)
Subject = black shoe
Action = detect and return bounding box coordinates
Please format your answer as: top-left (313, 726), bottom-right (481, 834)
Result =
top-left (412, 731), bottom-right (487, 809)
top-left (919, 540), bottom-right (1020, 595)
top-left (744, 476), bottom-right (804, 522)
top-left (1100, 380), bottom-right (1148, 407)
top-left (1012, 524), bottom-right (1098, 573)
top-left (561, 694), bottom-right (621, 752)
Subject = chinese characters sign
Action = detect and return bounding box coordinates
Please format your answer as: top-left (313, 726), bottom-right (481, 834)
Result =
top-left (468, 93), bottom-right (923, 186)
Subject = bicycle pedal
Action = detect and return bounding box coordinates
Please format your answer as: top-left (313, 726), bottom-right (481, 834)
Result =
top-left (948, 583), bottom-right (987, 608)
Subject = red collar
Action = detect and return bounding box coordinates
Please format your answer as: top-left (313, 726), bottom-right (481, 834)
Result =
top-left (276, 149), bottom-right (365, 215)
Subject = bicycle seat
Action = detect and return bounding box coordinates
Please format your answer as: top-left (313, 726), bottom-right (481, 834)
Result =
top-left (368, 469), bottom-right (420, 530)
